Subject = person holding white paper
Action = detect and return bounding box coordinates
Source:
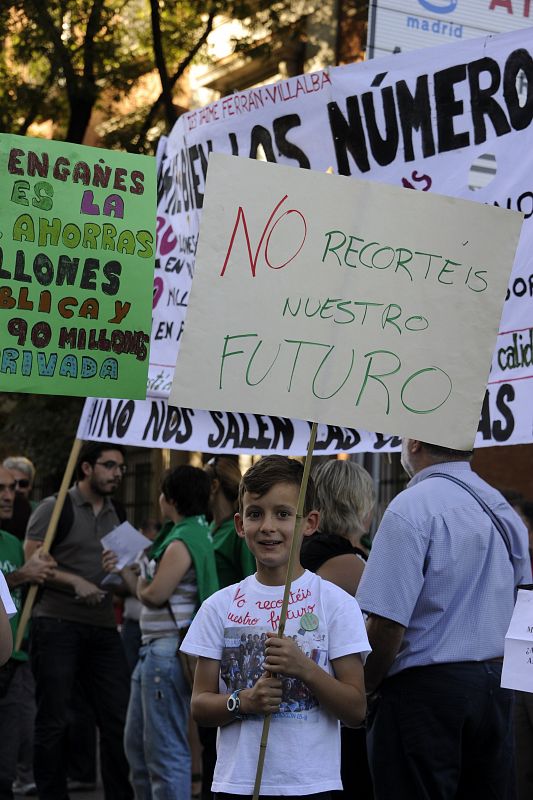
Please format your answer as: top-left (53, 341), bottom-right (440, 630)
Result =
top-left (119, 519), bottom-right (161, 674)
top-left (104, 465), bottom-right (218, 800)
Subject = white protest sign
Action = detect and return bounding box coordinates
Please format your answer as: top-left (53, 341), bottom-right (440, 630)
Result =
top-left (169, 153), bottom-right (522, 450)
top-left (501, 588), bottom-right (533, 692)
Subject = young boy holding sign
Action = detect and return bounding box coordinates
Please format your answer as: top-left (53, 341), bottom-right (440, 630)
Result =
top-left (181, 455), bottom-right (369, 799)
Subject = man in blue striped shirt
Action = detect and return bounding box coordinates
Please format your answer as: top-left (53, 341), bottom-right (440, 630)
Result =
top-left (357, 439), bottom-right (532, 800)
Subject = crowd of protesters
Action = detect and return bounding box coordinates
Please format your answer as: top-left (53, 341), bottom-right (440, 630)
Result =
top-left (0, 441), bottom-right (532, 800)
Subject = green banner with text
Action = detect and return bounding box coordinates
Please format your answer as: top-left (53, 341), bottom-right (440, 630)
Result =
top-left (0, 134), bottom-right (155, 399)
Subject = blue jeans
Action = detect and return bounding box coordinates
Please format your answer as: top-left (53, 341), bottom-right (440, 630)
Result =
top-left (124, 636), bottom-right (191, 800)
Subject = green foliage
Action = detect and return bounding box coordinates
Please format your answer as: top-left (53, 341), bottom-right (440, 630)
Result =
top-left (0, 393), bottom-right (84, 480)
top-left (97, 107), bottom-right (165, 154)
top-left (0, 0), bottom-right (159, 141)
top-left (0, 0), bottom-right (318, 150)
top-left (0, 4), bottom-right (62, 134)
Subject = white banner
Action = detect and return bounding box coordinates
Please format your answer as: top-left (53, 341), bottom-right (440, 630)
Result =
top-left (106, 26), bottom-right (533, 451)
top-left (78, 378), bottom-right (533, 453)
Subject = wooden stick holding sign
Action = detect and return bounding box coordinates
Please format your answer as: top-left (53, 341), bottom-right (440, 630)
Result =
top-left (14, 437), bottom-right (84, 651)
top-left (252, 421), bottom-right (318, 800)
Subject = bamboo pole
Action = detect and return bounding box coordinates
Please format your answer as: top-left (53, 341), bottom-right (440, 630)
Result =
top-left (14, 437), bottom-right (84, 651)
top-left (252, 421), bottom-right (318, 800)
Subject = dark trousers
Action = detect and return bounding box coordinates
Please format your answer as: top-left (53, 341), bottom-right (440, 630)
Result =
top-left (514, 690), bottom-right (533, 800)
top-left (367, 662), bottom-right (515, 800)
top-left (66, 687), bottom-right (97, 783)
top-left (14, 660), bottom-right (36, 789)
top-left (199, 725), bottom-right (217, 800)
top-left (333, 726), bottom-right (373, 800)
top-left (0, 661), bottom-right (32, 800)
top-left (31, 617), bottom-right (133, 800)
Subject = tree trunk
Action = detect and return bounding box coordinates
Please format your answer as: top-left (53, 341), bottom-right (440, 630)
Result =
top-left (149, 0), bottom-right (177, 129)
top-left (134, 9), bottom-right (216, 153)
top-left (65, 92), bottom-right (95, 144)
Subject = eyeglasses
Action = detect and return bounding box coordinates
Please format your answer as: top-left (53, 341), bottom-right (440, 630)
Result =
top-left (14, 478), bottom-right (30, 489)
top-left (95, 460), bottom-right (127, 475)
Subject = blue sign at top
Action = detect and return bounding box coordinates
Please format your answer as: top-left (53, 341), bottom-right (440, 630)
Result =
top-left (418, 0), bottom-right (458, 13)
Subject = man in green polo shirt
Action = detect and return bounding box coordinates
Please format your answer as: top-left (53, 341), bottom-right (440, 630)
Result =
top-left (0, 464), bottom-right (56, 800)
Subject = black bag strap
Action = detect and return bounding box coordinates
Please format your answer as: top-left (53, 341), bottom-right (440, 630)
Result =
top-left (112, 498), bottom-right (127, 524)
top-left (425, 472), bottom-right (513, 566)
top-left (51, 492), bottom-right (126, 551)
top-left (52, 492), bottom-right (74, 550)
top-left (166, 601), bottom-right (187, 640)
top-left (167, 600), bottom-right (179, 628)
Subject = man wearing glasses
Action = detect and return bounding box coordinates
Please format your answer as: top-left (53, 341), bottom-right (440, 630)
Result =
top-left (24, 443), bottom-right (133, 800)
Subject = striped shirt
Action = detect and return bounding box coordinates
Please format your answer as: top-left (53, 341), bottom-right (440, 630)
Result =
top-left (140, 565), bottom-right (197, 643)
top-left (356, 460), bottom-right (532, 676)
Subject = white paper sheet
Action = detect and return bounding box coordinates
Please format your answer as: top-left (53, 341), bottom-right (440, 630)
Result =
top-left (0, 571), bottom-right (17, 619)
top-left (100, 522), bottom-right (152, 571)
top-left (501, 589), bottom-right (533, 692)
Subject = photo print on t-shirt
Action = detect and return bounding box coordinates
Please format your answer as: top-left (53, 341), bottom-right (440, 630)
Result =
top-left (220, 625), bottom-right (327, 721)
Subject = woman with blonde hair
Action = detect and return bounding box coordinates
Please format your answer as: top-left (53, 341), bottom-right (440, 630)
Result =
top-left (301, 458), bottom-right (375, 596)
top-left (104, 466), bottom-right (218, 799)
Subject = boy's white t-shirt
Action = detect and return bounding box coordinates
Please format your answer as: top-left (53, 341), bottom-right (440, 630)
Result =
top-left (181, 570), bottom-right (370, 796)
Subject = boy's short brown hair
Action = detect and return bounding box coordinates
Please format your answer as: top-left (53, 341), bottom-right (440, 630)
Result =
top-left (238, 455), bottom-right (316, 515)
